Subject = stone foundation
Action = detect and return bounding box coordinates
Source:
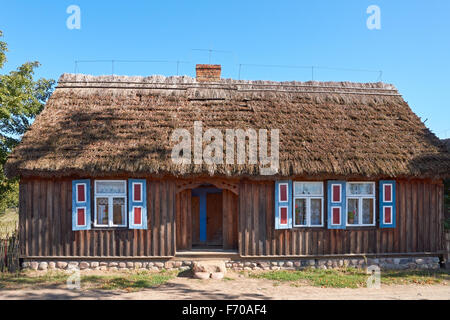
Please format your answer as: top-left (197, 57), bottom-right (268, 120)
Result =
top-left (21, 256), bottom-right (441, 272)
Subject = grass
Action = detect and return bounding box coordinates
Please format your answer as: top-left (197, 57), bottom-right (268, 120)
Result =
top-left (0, 269), bottom-right (178, 292)
top-left (248, 267), bottom-right (450, 288)
top-left (0, 208), bottom-right (18, 238)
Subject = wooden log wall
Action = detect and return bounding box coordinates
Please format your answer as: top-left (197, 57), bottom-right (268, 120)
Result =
top-left (18, 177), bottom-right (444, 258)
top-left (19, 178), bottom-right (176, 258)
top-left (175, 189), bottom-right (192, 250)
top-left (238, 179), bottom-right (444, 257)
top-left (223, 190), bottom-right (238, 250)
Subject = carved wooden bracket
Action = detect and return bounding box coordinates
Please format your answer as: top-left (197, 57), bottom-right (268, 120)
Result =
top-left (176, 179), bottom-right (239, 195)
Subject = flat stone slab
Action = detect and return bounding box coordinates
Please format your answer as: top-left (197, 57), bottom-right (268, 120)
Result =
top-left (210, 272), bottom-right (224, 280)
top-left (192, 260), bottom-right (227, 274)
top-left (193, 272), bottom-right (211, 280)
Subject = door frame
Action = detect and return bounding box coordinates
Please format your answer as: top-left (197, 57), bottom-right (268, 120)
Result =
top-left (191, 187), bottom-right (222, 247)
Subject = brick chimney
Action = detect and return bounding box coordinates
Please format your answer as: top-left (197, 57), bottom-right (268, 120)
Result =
top-left (195, 64), bottom-right (221, 82)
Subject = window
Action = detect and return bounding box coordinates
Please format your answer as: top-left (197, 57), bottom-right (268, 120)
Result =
top-left (94, 180), bottom-right (127, 227)
top-left (293, 182), bottom-right (324, 227)
top-left (346, 182), bottom-right (375, 226)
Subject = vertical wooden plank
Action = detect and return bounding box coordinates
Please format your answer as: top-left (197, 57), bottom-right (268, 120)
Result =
top-left (160, 181), bottom-right (166, 256)
top-left (363, 230), bottom-right (369, 254)
top-left (144, 179), bottom-right (153, 256)
top-left (31, 180), bottom-right (39, 256)
top-left (393, 181), bottom-right (400, 253)
top-left (430, 183), bottom-right (437, 252)
top-left (313, 230), bottom-right (318, 255)
top-left (40, 180), bottom-right (47, 256)
top-left (60, 179), bottom-right (66, 256)
top-left (400, 181), bottom-right (407, 252)
top-left (66, 180), bottom-right (73, 256)
top-left (153, 181), bottom-right (159, 256)
top-left (412, 181), bottom-right (418, 252)
top-left (25, 181), bottom-right (32, 257)
top-left (423, 183), bottom-right (430, 252)
top-left (417, 182), bottom-right (424, 252)
top-left (238, 182), bottom-right (244, 255)
top-left (252, 183), bottom-right (259, 255)
top-left (438, 183), bottom-right (444, 252)
top-left (264, 183), bottom-right (271, 256)
top-left (405, 182), bottom-right (412, 252)
top-left (45, 180), bottom-right (52, 256)
top-left (18, 182), bottom-right (26, 256)
top-left (245, 183), bottom-right (251, 256)
top-left (304, 229), bottom-right (309, 256)
top-left (167, 181), bottom-right (174, 256)
top-left (222, 190), bottom-right (228, 249)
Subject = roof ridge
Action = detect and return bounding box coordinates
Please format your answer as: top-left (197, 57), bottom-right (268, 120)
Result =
top-left (57, 73), bottom-right (399, 96)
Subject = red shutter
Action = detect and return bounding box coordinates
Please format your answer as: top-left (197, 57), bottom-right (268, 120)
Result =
top-left (384, 184), bottom-right (392, 202)
top-left (279, 184), bottom-right (288, 202)
top-left (77, 208), bottom-right (86, 226)
top-left (332, 185), bottom-right (340, 202)
top-left (280, 207), bottom-right (288, 225)
top-left (134, 207), bottom-right (142, 225)
top-left (332, 207), bottom-right (340, 225)
top-left (133, 183), bottom-right (142, 202)
top-left (77, 184), bottom-right (85, 202)
top-left (384, 207), bottom-right (392, 224)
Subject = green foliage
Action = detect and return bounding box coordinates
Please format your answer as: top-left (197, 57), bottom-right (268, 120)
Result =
top-left (0, 30), bottom-right (55, 214)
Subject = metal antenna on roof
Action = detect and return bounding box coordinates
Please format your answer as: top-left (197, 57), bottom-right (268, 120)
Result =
top-left (191, 48), bottom-right (233, 64)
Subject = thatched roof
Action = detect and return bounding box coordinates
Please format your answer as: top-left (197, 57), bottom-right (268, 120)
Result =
top-left (5, 73), bottom-right (450, 179)
top-left (442, 139), bottom-right (450, 152)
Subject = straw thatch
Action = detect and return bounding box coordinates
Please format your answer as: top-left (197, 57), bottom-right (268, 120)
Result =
top-left (4, 73), bottom-right (450, 179)
top-left (442, 139), bottom-right (450, 152)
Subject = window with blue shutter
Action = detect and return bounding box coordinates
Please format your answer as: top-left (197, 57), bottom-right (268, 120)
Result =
top-left (128, 179), bottom-right (147, 229)
top-left (72, 179), bottom-right (91, 231)
top-left (327, 181), bottom-right (346, 229)
top-left (275, 180), bottom-right (292, 229)
top-left (379, 180), bottom-right (396, 228)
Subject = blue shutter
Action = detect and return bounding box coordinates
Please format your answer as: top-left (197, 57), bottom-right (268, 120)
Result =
top-left (72, 179), bottom-right (91, 231)
top-left (275, 180), bottom-right (292, 229)
top-left (128, 179), bottom-right (147, 229)
top-left (327, 181), bottom-right (346, 229)
top-left (379, 180), bottom-right (396, 228)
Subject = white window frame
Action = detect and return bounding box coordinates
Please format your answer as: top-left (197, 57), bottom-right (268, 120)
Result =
top-left (346, 181), bottom-right (376, 227)
top-left (293, 182), bottom-right (324, 227)
top-left (94, 180), bottom-right (127, 228)
top-left (75, 183), bottom-right (87, 203)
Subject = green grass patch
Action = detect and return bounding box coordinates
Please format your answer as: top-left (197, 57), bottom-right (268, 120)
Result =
top-left (81, 271), bottom-right (177, 291)
top-left (0, 270), bottom-right (178, 292)
top-left (248, 268), bottom-right (450, 288)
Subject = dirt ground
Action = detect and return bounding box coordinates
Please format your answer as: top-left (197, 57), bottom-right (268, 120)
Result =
top-left (0, 272), bottom-right (449, 300)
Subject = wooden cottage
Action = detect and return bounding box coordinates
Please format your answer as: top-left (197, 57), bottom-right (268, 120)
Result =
top-left (5, 64), bottom-right (450, 269)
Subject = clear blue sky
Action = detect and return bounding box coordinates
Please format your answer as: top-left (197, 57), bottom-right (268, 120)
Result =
top-left (1, 0), bottom-right (449, 138)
